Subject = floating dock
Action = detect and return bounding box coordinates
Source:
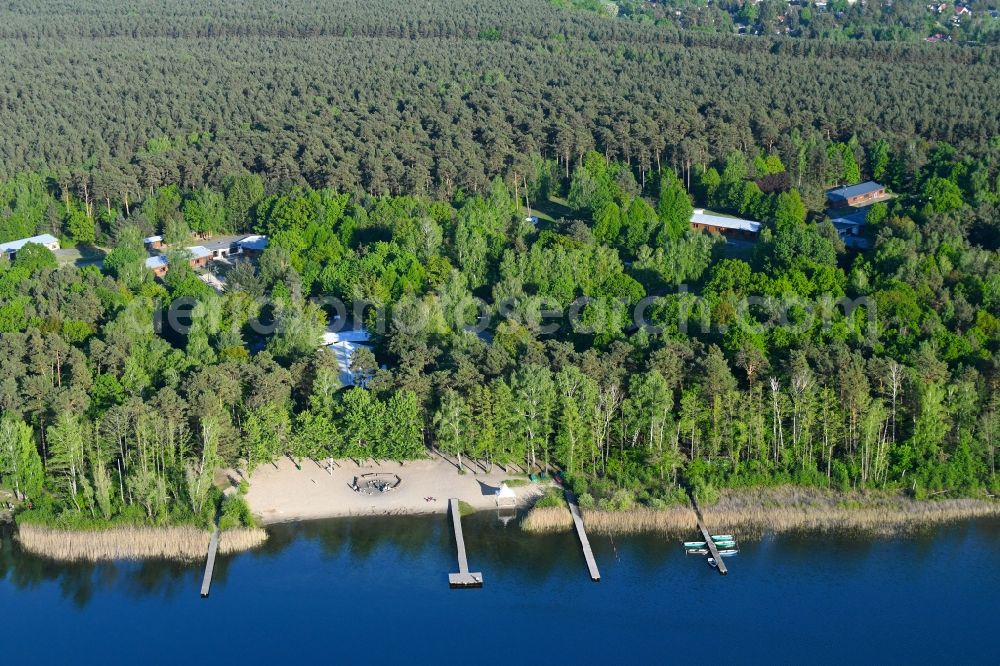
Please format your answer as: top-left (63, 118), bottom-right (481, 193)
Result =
top-left (200, 526), bottom-right (221, 597)
top-left (691, 498), bottom-right (727, 576)
top-left (566, 491), bottom-right (601, 582)
top-left (448, 498), bottom-right (483, 588)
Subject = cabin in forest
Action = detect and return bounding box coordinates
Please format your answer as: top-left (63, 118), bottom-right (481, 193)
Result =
top-left (187, 246), bottom-right (212, 269)
top-left (690, 209), bottom-right (761, 239)
top-left (0, 234), bottom-right (60, 260)
top-left (143, 235), bottom-right (163, 251)
top-left (826, 181), bottom-right (886, 208)
top-left (144, 245), bottom-right (215, 277)
top-left (145, 255), bottom-right (169, 278)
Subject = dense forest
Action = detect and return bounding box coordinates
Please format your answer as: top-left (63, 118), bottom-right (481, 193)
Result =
top-left (0, 0), bottom-right (997, 526)
top-left (0, 0), bottom-right (998, 198)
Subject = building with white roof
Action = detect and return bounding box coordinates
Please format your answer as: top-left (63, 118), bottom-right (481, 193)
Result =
top-left (690, 209), bottom-right (761, 238)
top-left (0, 233), bottom-right (60, 259)
top-left (321, 322), bottom-right (372, 387)
top-left (238, 235), bottom-right (269, 256)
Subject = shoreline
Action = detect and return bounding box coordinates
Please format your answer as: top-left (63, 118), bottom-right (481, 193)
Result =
top-left (522, 486), bottom-right (1000, 537)
top-left (9, 480), bottom-right (997, 562)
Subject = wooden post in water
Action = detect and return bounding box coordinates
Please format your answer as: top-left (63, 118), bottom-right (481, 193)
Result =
top-left (448, 498), bottom-right (483, 588)
top-left (200, 527), bottom-right (221, 597)
top-left (565, 491), bottom-right (601, 582)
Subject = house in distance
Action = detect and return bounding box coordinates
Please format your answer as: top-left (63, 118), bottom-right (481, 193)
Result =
top-left (689, 209), bottom-right (761, 240)
top-left (826, 181), bottom-right (886, 208)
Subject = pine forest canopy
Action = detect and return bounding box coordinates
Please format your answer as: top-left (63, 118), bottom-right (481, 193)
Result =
top-left (0, 0), bottom-right (997, 196)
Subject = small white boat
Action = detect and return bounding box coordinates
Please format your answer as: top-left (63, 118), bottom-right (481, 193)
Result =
top-left (718, 549), bottom-right (739, 557)
top-left (707, 557), bottom-right (718, 568)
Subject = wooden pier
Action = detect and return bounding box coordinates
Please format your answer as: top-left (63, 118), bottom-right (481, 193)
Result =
top-left (200, 526), bottom-right (221, 597)
top-left (566, 491), bottom-right (601, 582)
top-left (448, 498), bottom-right (483, 588)
top-left (691, 497), bottom-right (727, 576)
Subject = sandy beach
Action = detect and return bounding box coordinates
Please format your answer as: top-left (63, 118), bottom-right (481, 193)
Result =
top-left (244, 456), bottom-right (545, 524)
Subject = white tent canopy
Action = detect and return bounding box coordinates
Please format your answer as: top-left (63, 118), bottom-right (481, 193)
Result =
top-left (495, 483), bottom-right (517, 507)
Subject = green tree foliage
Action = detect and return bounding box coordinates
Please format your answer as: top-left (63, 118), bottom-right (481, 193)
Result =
top-left (655, 170), bottom-right (694, 245)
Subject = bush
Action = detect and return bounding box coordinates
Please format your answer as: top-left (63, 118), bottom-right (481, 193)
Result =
top-left (238, 480), bottom-right (250, 495)
top-left (502, 478), bottom-right (529, 487)
top-left (693, 482), bottom-right (720, 506)
top-left (578, 492), bottom-right (595, 509)
top-left (534, 488), bottom-right (565, 508)
top-left (219, 494), bottom-right (257, 530)
top-left (597, 489), bottom-right (635, 512)
top-left (565, 473), bottom-right (588, 495)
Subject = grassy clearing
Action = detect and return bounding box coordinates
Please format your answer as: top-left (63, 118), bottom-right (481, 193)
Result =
top-left (529, 196), bottom-right (573, 224)
top-left (16, 525), bottom-right (267, 561)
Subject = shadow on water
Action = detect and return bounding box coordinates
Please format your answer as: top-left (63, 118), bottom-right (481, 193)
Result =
top-left (3, 513), bottom-right (1000, 611)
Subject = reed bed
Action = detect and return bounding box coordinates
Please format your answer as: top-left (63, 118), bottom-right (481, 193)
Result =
top-left (582, 506), bottom-right (697, 536)
top-left (521, 486), bottom-right (1000, 537)
top-left (520, 505), bottom-right (574, 532)
top-left (218, 528), bottom-right (269, 555)
top-left (17, 525), bottom-right (268, 562)
top-left (701, 486), bottom-right (1000, 537)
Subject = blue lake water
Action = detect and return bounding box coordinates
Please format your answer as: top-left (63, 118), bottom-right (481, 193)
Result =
top-left (2, 513), bottom-right (998, 664)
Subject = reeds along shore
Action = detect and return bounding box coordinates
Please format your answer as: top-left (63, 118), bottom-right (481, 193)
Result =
top-left (16, 525), bottom-right (268, 562)
top-left (520, 487), bottom-right (1000, 537)
top-left (698, 487), bottom-right (1000, 537)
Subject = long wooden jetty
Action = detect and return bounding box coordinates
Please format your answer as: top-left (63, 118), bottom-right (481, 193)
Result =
top-left (200, 526), bottom-right (221, 597)
top-left (690, 497), bottom-right (727, 576)
top-left (566, 491), bottom-right (601, 581)
top-left (448, 498), bottom-right (483, 588)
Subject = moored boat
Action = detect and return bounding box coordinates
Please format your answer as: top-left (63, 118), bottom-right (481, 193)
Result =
top-left (711, 535), bottom-right (734, 542)
top-left (718, 549), bottom-right (739, 556)
top-left (707, 557), bottom-right (717, 568)
top-left (683, 541), bottom-right (707, 548)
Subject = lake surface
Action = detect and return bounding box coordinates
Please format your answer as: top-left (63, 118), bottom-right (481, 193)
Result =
top-left (2, 513), bottom-right (998, 664)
